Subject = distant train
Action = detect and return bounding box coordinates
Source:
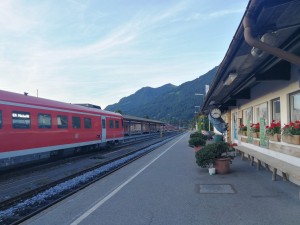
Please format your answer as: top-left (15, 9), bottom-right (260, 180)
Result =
top-left (0, 90), bottom-right (170, 170)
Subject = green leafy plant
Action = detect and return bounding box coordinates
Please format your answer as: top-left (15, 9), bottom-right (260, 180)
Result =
top-left (189, 136), bottom-right (206, 147)
top-left (250, 122), bottom-right (260, 132)
top-left (189, 132), bottom-right (207, 140)
top-left (195, 142), bottom-right (235, 168)
top-left (282, 120), bottom-right (300, 135)
top-left (266, 120), bottom-right (281, 135)
top-left (239, 124), bottom-right (247, 132)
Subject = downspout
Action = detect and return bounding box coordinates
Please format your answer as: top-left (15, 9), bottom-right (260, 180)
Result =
top-left (243, 11), bottom-right (300, 66)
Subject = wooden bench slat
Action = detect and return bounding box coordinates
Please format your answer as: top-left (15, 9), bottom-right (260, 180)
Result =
top-left (235, 146), bottom-right (300, 181)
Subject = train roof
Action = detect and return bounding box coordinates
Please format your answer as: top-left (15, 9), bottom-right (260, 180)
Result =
top-left (123, 114), bottom-right (165, 124)
top-left (0, 90), bottom-right (121, 117)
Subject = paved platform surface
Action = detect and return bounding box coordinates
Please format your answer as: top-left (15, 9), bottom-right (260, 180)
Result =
top-left (22, 133), bottom-right (300, 225)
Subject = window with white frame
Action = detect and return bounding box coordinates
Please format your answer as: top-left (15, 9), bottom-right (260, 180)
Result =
top-left (254, 102), bottom-right (268, 123)
top-left (243, 107), bottom-right (252, 125)
top-left (271, 98), bottom-right (280, 122)
top-left (290, 91), bottom-right (300, 121)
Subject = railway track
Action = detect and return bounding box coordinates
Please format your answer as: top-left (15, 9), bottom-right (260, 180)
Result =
top-left (0, 132), bottom-right (182, 225)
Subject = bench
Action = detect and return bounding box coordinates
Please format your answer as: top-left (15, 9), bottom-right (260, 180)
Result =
top-left (234, 145), bottom-right (300, 184)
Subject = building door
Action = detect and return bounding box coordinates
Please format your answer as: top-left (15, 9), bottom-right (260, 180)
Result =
top-left (233, 112), bottom-right (238, 140)
top-left (101, 116), bottom-right (106, 142)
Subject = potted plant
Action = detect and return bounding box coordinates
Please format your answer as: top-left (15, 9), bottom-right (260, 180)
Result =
top-left (189, 131), bottom-right (207, 139)
top-left (195, 142), bottom-right (236, 174)
top-left (266, 120), bottom-right (281, 142)
top-left (189, 136), bottom-right (206, 152)
top-left (282, 121), bottom-right (300, 144)
top-left (250, 122), bottom-right (260, 138)
top-left (238, 124), bottom-right (247, 136)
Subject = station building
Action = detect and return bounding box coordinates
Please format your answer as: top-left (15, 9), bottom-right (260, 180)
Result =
top-left (202, 0), bottom-right (300, 185)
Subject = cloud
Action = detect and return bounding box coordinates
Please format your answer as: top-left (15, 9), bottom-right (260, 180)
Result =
top-left (0, 0), bottom-right (247, 109)
top-left (170, 6), bottom-right (245, 23)
top-left (0, 0), bottom-right (42, 32)
top-left (208, 9), bottom-right (244, 19)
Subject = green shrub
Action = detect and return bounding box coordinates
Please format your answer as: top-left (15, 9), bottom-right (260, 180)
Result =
top-left (190, 132), bottom-right (207, 140)
top-left (195, 146), bottom-right (215, 168)
top-left (195, 142), bottom-right (232, 168)
top-left (188, 137), bottom-right (206, 147)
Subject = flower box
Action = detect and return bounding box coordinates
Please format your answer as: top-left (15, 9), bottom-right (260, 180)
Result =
top-left (266, 121), bottom-right (281, 139)
top-left (268, 134), bottom-right (281, 142)
top-left (282, 135), bottom-right (300, 145)
top-left (239, 124), bottom-right (247, 136)
top-left (290, 135), bottom-right (300, 145)
top-left (241, 136), bottom-right (247, 143)
top-left (282, 121), bottom-right (300, 144)
top-left (282, 135), bottom-right (291, 143)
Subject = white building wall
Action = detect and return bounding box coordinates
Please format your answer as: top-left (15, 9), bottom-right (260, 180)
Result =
top-left (229, 64), bottom-right (300, 167)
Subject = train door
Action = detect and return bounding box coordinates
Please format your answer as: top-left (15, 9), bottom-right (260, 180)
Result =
top-left (101, 116), bottom-right (106, 142)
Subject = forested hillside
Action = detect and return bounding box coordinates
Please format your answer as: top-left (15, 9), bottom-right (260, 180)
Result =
top-left (105, 66), bottom-right (218, 126)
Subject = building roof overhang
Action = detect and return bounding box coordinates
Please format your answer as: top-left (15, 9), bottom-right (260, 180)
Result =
top-left (202, 0), bottom-right (300, 114)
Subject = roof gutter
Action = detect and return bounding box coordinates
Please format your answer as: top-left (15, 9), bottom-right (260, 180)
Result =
top-left (243, 0), bottom-right (300, 66)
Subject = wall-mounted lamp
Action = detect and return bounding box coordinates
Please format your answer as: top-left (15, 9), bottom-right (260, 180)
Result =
top-left (224, 73), bottom-right (238, 85)
top-left (209, 100), bottom-right (215, 105)
top-left (251, 47), bottom-right (264, 57)
top-left (251, 32), bottom-right (277, 58)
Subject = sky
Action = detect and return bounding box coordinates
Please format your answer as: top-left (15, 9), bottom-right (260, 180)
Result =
top-left (0, 0), bottom-right (248, 109)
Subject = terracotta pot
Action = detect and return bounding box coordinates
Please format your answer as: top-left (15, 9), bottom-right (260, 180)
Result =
top-left (194, 146), bottom-right (202, 152)
top-left (213, 158), bottom-right (230, 174)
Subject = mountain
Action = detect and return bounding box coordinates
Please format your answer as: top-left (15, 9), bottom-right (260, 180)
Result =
top-left (105, 66), bottom-right (218, 126)
top-left (105, 83), bottom-right (177, 113)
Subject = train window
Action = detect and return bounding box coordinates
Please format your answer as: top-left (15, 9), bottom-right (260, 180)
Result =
top-left (72, 116), bottom-right (81, 128)
top-left (84, 117), bottom-right (92, 128)
top-left (12, 111), bottom-right (31, 129)
top-left (115, 120), bottom-right (119, 128)
top-left (102, 119), bottom-right (106, 128)
top-left (0, 111), bottom-right (2, 128)
top-left (38, 113), bottom-right (52, 128)
top-left (109, 120), bottom-right (114, 128)
top-left (57, 115), bottom-right (68, 128)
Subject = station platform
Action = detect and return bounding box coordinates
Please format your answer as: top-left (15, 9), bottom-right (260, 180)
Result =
top-left (22, 133), bottom-right (300, 225)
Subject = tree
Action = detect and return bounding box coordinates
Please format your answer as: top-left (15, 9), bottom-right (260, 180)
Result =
top-left (115, 109), bottom-right (123, 114)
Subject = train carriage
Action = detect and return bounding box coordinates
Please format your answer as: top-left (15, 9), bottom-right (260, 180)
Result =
top-left (0, 90), bottom-right (123, 169)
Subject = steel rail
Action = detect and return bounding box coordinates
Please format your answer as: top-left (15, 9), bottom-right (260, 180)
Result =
top-left (0, 132), bottom-right (182, 225)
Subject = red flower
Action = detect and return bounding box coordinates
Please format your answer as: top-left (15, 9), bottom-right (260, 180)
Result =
top-left (282, 121), bottom-right (300, 135)
top-left (266, 121), bottom-right (281, 135)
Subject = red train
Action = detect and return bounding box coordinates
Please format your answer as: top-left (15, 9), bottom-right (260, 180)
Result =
top-left (1, 90), bottom-right (163, 170)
